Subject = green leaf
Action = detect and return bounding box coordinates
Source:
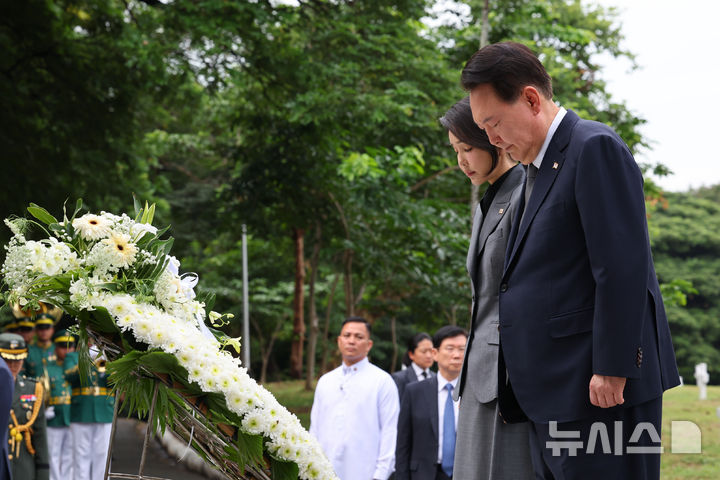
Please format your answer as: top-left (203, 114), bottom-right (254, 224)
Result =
top-left (27, 204), bottom-right (58, 225)
top-left (133, 195), bottom-right (142, 219)
top-left (86, 307), bottom-right (120, 334)
top-left (139, 202), bottom-right (156, 225)
top-left (137, 351), bottom-right (185, 376)
top-left (270, 456), bottom-right (300, 480)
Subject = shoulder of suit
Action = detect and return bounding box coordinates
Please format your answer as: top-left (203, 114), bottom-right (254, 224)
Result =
top-left (405, 375), bottom-right (436, 395)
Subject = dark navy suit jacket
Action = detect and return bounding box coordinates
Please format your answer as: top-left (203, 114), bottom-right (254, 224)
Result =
top-left (395, 376), bottom-right (439, 480)
top-left (392, 366), bottom-right (434, 402)
top-left (499, 109), bottom-right (680, 423)
top-left (1, 359), bottom-right (13, 480)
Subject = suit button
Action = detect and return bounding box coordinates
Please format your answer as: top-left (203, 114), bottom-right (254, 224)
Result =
top-left (499, 283), bottom-right (508, 293)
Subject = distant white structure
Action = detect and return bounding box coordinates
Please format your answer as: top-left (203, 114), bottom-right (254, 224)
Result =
top-left (694, 363), bottom-right (710, 400)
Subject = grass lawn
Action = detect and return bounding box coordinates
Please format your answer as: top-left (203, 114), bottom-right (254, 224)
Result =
top-left (266, 380), bottom-right (720, 479)
top-left (661, 385), bottom-right (720, 479)
top-left (264, 379), bottom-right (316, 429)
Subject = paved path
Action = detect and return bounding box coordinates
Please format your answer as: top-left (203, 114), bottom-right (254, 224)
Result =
top-left (107, 418), bottom-right (213, 480)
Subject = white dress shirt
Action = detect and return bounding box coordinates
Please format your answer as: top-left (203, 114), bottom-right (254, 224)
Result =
top-left (531, 106), bottom-right (568, 170)
top-left (436, 373), bottom-right (459, 463)
top-left (410, 362), bottom-right (430, 381)
top-left (310, 357), bottom-right (400, 480)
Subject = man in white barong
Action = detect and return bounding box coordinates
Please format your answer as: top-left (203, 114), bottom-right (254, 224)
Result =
top-left (310, 316), bottom-right (400, 480)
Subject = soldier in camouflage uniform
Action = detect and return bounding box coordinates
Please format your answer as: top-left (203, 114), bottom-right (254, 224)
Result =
top-left (46, 330), bottom-right (77, 480)
top-left (0, 333), bottom-right (50, 480)
top-left (67, 344), bottom-right (115, 480)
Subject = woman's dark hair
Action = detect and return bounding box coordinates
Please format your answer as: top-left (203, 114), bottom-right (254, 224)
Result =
top-left (407, 332), bottom-right (432, 354)
top-left (439, 96), bottom-right (499, 173)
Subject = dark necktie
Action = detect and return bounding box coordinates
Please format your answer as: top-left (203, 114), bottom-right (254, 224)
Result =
top-left (441, 383), bottom-right (455, 477)
top-left (520, 164), bottom-right (538, 224)
top-left (421, 371), bottom-right (428, 379)
top-left (525, 164), bottom-right (538, 206)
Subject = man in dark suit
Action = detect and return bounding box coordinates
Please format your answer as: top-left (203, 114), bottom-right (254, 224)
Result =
top-left (392, 332), bottom-right (435, 401)
top-left (461, 42), bottom-right (680, 479)
top-left (1, 335), bottom-right (14, 480)
top-left (396, 326), bottom-right (467, 480)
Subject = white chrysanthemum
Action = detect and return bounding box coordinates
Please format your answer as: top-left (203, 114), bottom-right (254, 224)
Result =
top-left (89, 286), bottom-right (339, 480)
top-left (106, 296), bottom-right (135, 318)
top-left (241, 409), bottom-right (268, 435)
top-left (116, 313), bottom-right (136, 330)
top-left (133, 317), bottom-right (153, 341)
top-left (226, 390), bottom-right (256, 415)
top-left (72, 214), bottom-right (112, 241)
top-left (130, 222), bottom-right (158, 239)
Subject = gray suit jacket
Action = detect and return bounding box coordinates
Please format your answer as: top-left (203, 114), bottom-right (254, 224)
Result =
top-left (456, 165), bottom-right (524, 403)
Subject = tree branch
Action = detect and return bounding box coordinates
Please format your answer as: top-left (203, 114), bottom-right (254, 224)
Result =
top-left (409, 165), bottom-right (459, 192)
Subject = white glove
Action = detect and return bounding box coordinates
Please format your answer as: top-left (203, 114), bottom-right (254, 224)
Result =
top-left (45, 406), bottom-right (55, 420)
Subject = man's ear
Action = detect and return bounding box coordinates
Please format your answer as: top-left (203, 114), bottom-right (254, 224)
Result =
top-left (367, 339), bottom-right (373, 352)
top-left (431, 348), bottom-right (439, 362)
top-left (522, 86), bottom-right (542, 114)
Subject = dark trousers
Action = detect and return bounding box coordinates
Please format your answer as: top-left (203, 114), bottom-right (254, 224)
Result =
top-left (435, 464), bottom-right (452, 480)
top-left (528, 396), bottom-right (662, 480)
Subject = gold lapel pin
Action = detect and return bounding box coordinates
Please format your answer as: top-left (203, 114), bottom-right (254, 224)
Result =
top-left (552, 162), bottom-right (559, 169)
top-left (498, 208), bottom-right (505, 214)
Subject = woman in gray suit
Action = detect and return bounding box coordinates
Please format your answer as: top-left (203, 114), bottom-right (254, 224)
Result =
top-left (440, 97), bottom-right (533, 479)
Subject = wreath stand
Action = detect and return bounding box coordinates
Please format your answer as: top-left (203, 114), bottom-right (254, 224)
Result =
top-left (104, 382), bottom-right (170, 480)
top-left (91, 331), bottom-right (272, 480)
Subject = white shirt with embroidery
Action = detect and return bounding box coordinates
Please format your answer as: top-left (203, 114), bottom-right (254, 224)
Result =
top-left (310, 357), bottom-right (400, 480)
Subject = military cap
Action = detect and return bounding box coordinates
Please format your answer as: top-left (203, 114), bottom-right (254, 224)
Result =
top-left (52, 329), bottom-right (77, 347)
top-left (0, 332), bottom-right (28, 360)
top-left (2, 320), bottom-right (19, 332)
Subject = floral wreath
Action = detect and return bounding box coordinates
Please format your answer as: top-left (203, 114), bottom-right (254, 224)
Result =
top-left (1, 201), bottom-right (337, 480)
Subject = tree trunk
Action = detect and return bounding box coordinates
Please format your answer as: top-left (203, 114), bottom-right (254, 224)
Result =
top-left (290, 227), bottom-right (305, 379)
top-left (253, 317), bottom-right (283, 384)
top-left (319, 273), bottom-right (340, 375)
top-left (304, 222), bottom-right (322, 390)
top-left (343, 249), bottom-right (354, 316)
top-left (328, 192), bottom-right (355, 317)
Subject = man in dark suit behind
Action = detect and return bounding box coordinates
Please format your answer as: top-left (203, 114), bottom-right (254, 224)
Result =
top-left (460, 42), bottom-right (680, 479)
top-left (396, 326), bottom-right (467, 480)
top-left (1, 334), bottom-right (16, 480)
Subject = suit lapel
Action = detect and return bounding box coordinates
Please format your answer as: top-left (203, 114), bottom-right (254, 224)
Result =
top-left (424, 376), bottom-right (439, 438)
top-left (466, 205), bottom-right (483, 280)
top-left (467, 166), bottom-right (524, 282)
top-left (475, 166), bottom-right (524, 259)
top-left (505, 111), bottom-right (579, 270)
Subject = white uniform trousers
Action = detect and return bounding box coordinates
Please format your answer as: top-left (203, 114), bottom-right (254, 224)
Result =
top-left (71, 422), bottom-right (113, 480)
top-left (47, 426), bottom-right (74, 480)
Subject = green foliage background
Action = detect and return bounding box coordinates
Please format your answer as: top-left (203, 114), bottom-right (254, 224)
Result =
top-left (2, 0), bottom-right (717, 383)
